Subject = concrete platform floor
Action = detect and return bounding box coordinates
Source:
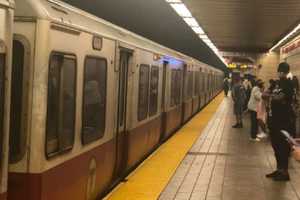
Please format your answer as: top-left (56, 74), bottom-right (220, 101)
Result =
top-left (159, 97), bottom-right (300, 200)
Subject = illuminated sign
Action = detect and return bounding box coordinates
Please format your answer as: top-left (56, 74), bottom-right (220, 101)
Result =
top-left (282, 38), bottom-right (300, 54)
top-left (227, 63), bottom-right (237, 69)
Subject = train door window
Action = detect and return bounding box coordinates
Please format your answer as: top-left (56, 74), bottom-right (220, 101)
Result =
top-left (194, 71), bottom-right (200, 96)
top-left (187, 72), bottom-right (193, 99)
top-left (200, 72), bottom-right (204, 94)
top-left (9, 40), bottom-right (27, 163)
top-left (175, 70), bottom-right (182, 105)
top-left (171, 69), bottom-right (182, 106)
top-left (0, 53), bottom-right (4, 159)
top-left (203, 74), bottom-right (206, 91)
top-left (138, 64), bottom-right (150, 121)
top-left (82, 56), bottom-right (107, 145)
top-left (149, 66), bottom-right (159, 116)
top-left (207, 74), bottom-right (209, 91)
top-left (46, 52), bottom-right (76, 158)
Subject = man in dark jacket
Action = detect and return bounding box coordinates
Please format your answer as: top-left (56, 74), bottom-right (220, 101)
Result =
top-left (266, 62), bottom-right (295, 181)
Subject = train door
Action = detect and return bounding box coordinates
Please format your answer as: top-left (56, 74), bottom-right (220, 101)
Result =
top-left (113, 49), bottom-right (132, 180)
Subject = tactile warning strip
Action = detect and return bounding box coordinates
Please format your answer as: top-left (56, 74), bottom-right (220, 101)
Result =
top-left (104, 94), bottom-right (224, 200)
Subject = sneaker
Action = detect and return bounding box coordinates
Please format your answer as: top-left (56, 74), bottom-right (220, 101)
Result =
top-left (266, 170), bottom-right (279, 178)
top-left (273, 172), bottom-right (290, 181)
top-left (257, 132), bottom-right (268, 139)
top-left (232, 124), bottom-right (239, 128)
top-left (250, 137), bottom-right (261, 142)
top-left (232, 123), bottom-right (243, 128)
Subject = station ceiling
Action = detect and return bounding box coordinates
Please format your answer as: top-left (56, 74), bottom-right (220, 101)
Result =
top-left (62, 0), bottom-right (300, 70)
top-left (184, 0), bottom-right (300, 53)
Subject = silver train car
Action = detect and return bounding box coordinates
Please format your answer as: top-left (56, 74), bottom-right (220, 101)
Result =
top-left (0, 0), bottom-right (224, 199)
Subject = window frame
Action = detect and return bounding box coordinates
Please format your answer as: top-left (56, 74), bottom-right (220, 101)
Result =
top-left (81, 55), bottom-right (108, 145)
top-left (45, 51), bottom-right (77, 159)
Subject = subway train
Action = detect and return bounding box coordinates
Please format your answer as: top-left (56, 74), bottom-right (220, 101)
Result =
top-left (0, 0), bottom-right (224, 199)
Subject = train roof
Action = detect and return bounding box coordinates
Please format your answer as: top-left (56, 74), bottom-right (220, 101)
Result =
top-left (14, 0), bottom-right (223, 73)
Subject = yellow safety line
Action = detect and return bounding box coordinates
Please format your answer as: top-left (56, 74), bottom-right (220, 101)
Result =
top-left (105, 94), bottom-right (224, 200)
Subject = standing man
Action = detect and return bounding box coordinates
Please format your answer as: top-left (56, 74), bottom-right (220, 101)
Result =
top-left (232, 76), bottom-right (246, 128)
top-left (266, 62), bottom-right (295, 181)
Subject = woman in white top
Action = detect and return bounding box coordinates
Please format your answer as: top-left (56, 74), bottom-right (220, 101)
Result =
top-left (248, 79), bottom-right (264, 141)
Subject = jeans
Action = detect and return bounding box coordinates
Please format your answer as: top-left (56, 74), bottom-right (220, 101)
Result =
top-left (250, 110), bottom-right (258, 139)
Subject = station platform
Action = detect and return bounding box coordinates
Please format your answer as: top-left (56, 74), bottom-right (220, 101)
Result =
top-left (105, 94), bottom-right (300, 200)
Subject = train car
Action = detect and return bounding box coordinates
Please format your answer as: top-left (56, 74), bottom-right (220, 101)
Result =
top-left (0, 0), bottom-right (14, 199)
top-left (3, 0), bottom-right (224, 199)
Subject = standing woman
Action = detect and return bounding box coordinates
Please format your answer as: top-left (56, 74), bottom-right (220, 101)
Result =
top-left (266, 62), bottom-right (295, 181)
top-left (247, 79), bottom-right (263, 141)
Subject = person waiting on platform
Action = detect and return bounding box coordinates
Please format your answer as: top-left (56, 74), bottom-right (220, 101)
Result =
top-left (257, 82), bottom-right (268, 139)
top-left (243, 78), bottom-right (252, 111)
top-left (265, 62), bottom-right (296, 181)
top-left (232, 76), bottom-right (246, 128)
top-left (247, 79), bottom-right (264, 141)
top-left (223, 77), bottom-right (230, 97)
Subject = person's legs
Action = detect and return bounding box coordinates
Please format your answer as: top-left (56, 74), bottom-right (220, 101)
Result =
top-left (257, 119), bottom-right (267, 133)
top-left (237, 114), bottom-right (243, 127)
top-left (250, 110), bottom-right (258, 139)
top-left (233, 107), bottom-right (243, 128)
top-left (266, 133), bottom-right (281, 177)
top-left (273, 137), bottom-right (290, 181)
top-left (224, 88), bottom-right (228, 96)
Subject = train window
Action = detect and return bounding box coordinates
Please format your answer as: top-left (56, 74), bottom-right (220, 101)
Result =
top-left (170, 69), bottom-right (182, 107)
top-left (46, 52), bottom-right (76, 158)
top-left (149, 66), bottom-right (159, 116)
top-left (186, 72), bottom-right (193, 99)
top-left (138, 64), bottom-right (150, 121)
top-left (194, 71), bottom-right (200, 96)
top-left (170, 70), bottom-right (176, 107)
top-left (206, 74), bottom-right (209, 91)
top-left (0, 54), bottom-right (4, 160)
top-left (82, 56), bottom-right (107, 145)
top-left (201, 73), bottom-right (205, 92)
top-left (9, 40), bottom-right (26, 163)
top-left (176, 70), bottom-right (182, 105)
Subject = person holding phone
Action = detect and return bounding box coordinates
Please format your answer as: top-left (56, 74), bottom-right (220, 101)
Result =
top-left (265, 62), bottom-right (295, 181)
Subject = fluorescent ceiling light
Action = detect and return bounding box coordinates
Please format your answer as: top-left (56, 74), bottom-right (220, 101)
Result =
top-left (192, 26), bottom-right (205, 34)
top-left (166, 0), bottom-right (182, 2)
top-left (170, 3), bottom-right (192, 17)
top-left (183, 17), bottom-right (199, 27)
top-left (199, 34), bottom-right (208, 39)
top-left (166, 0), bottom-right (227, 66)
top-left (203, 38), bottom-right (211, 43)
